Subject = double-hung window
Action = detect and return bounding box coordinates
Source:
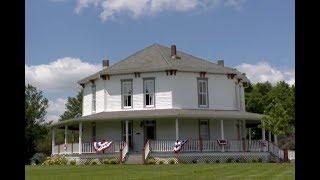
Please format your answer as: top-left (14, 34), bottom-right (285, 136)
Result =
top-left (144, 78), bottom-right (155, 107)
top-left (197, 78), bottom-right (208, 108)
top-left (121, 80), bottom-right (133, 108)
top-left (92, 84), bottom-right (96, 112)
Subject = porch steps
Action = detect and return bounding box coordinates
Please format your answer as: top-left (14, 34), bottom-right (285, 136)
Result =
top-left (125, 153), bottom-right (144, 164)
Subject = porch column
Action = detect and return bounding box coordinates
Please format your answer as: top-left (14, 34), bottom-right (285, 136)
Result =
top-left (125, 120), bottom-right (129, 146)
top-left (175, 118), bottom-right (179, 140)
top-left (52, 128), bottom-right (55, 155)
top-left (268, 132), bottom-right (272, 142)
top-left (274, 134), bottom-right (278, 145)
top-left (242, 120), bottom-right (246, 151)
top-left (79, 122), bottom-right (82, 154)
top-left (64, 125), bottom-right (68, 153)
top-left (248, 128), bottom-right (252, 142)
top-left (220, 119), bottom-right (225, 152)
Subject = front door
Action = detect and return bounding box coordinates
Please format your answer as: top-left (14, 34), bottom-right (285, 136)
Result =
top-left (144, 120), bottom-right (156, 143)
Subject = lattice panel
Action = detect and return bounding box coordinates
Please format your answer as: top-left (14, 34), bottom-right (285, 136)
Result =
top-left (149, 152), bottom-right (271, 164)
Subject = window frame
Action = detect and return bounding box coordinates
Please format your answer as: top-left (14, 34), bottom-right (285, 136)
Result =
top-left (143, 77), bottom-right (155, 108)
top-left (197, 78), bottom-right (209, 108)
top-left (91, 84), bottom-right (96, 113)
top-left (121, 79), bottom-right (133, 109)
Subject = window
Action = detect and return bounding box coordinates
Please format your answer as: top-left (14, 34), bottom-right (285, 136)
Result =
top-left (197, 78), bottom-right (208, 107)
top-left (144, 78), bottom-right (155, 107)
top-left (199, 120), bottom-right (209, 140)
top-left (121, 80), bottom-right (133, 108)
top-left (92, 84), bottom-right (96, 112)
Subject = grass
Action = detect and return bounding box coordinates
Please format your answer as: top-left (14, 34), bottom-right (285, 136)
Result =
top-left (26, 163), bottom-right (294, 180)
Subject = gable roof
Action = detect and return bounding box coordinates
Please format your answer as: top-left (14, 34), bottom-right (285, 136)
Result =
top-left (78, 44), bottom-right (249, 84)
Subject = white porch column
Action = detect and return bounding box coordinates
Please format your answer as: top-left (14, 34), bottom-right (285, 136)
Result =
top-left (268, 132), bottom-right (272, 142)
top-left (261, 120), bottom-right (266, 141)
top-left (175, 118), bottom-right (179, 140)
top-left (274, 134), bottom-right (278, 145)
top-left (52, 128), bottom-right (55, 155)
top-left (125, 120), bottom-right (129, 145)
top-left (79, 122), bottom-right (82, 154)
top-left (242, 120), bottom-right (246, 139)
top-left (64, 125), bottom-right (68, 153)
top-left (248, 128), bottom-right (252, 142)
top-left (220, 119), bottom-right (225, 152)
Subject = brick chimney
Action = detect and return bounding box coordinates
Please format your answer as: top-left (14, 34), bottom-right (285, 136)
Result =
top-left (102, 59), bottom-right (109, 67)
top-left (171, 45), bottom-right (177, 57)
top-left (217, 59), bottom-right (224, 66)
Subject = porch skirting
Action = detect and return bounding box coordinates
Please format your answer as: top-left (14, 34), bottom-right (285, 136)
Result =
top-left (149, 152), bottom-right (271, 164)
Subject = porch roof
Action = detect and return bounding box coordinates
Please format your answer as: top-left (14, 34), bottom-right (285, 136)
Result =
top-left (50, 109), bottom-right (263, 127)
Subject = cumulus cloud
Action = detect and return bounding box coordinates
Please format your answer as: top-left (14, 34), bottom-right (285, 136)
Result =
top-left (236, 61), bottom-right (295, 85)
top-left (25, 57), bottom-right (101, 92)
top-left (74, 0), bottom-right (246, 22)
top-left (47, 98), bottom-right (67, 122)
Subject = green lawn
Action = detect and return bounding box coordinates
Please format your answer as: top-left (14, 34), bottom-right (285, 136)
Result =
top-left (26, 163), bottom-right (294, 180)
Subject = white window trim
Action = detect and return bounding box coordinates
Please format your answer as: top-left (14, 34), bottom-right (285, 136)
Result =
top-left (197, 78), bottom-right (209, 108)
top-left (143, 78), bottom-right (155, 108)
top-left (121, 79), bottom-right (133, 109)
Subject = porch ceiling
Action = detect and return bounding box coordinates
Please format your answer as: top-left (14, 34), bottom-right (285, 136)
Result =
top-left (50, 109), bottom-right (263, 127)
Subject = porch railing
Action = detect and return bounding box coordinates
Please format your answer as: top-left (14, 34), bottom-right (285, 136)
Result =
top-left (269, 141), bottom-right (284, 160)
top-left (53, 141), bottom-right (125, 155)
top-left (149, 139), bottom-right (268, 152)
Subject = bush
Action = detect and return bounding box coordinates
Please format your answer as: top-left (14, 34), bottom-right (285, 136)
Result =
top-left (192, 159), bottom-right (197, 164)
top-left (258, 158), bottom-right (263, 162)
top-left (158, 160), bottom-right (164, 165)
top-left (205, 159), bottom-right (210, 164)
top-left (235, 158), bottom-right (240, 163)
top-left (108, 158), bottom-right (118, 164)
top-left (102, 159), bottom-right (110, 164)
top-left (251, 158), bottom-right (258, 163)
top-left (30, 153), bottom-right (47, 165)
top-left (69, 160), bottom-right (76, 165)
top-left (42, 155), bottom-right (68, 165)
top-left (226, 158), bottom-right (233, 163)
top-left (91, 161), bottom-right (98, 165)
top-left (215, 159), bottom-right (220, 163)
top-left (146, 158), bottom-right (156, 165)
top-left (84, 159), bottom-right (91, 165)
top-left (169, 158), bottom-right (176, 164)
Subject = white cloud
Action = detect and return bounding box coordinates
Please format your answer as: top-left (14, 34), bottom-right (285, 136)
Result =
top-left (25, 57), bottom-right (101, 92)
top-left (47, 98), bottom-right (67, 122)
top-left (74, 0), bottom-right (246, 22)
top-left (235, 61), bottom-right (295, 85)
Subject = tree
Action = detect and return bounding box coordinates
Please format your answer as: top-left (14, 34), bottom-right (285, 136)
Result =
top-left (25, 84), bottom-right (49, 164)
top-left (59, 90), bottom-right (83, 121)
top-left (245, 82), bottom-right (273, 114)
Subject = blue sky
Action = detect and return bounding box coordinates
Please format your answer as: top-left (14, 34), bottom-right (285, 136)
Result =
top-left (25, 0), bottom-right (295, 121)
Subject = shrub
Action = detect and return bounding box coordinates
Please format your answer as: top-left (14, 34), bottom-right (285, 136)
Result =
top-left (84, 159), bottom-right (91, 165)
top-left (192, 159), bottom-right (197, 164)
top-left (169, 158), bottom-right (176, 164)
top-left (102, 159), bottom-right (110, 164)
top-left (158, 160), bottom-right (164, 165)
top-left (91, 161), bottom-right (98, 165)
top-left (258, 158), bottom-right (263, 162)
top-left (235, 158), bottom-right (240, 163)
top-left (146, 158), bottom-right (156, 165)
top-left (205, 159), bottom-right (210, 164)
top-left (226, 158), bottom-right (233, 163)
top-left (251, 158), bottom-right (258, 163)
top-left (108, 158), bottom-right (118, 164)
top-left (69, 160), bottom-right (76, 165)
top-left (30, 153), bottom-right (46, 165)
top-left (215, 159), bottom-right (220, 163)
top-left (42, 155), bottom-right (68, 165)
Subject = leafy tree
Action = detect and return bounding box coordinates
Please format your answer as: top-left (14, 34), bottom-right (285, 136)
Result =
top-left (25, 84), bottom-right (49, 164)
top-left (59, 90), bottom-right (83, 121)
top-left (245, 82), bottom-right (273, 114)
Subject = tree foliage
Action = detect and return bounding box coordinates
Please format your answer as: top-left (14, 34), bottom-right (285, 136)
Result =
top-left (245, 81), bottom-right (295, 136)
top-left (25, 84), bottom-right (49, 164)
top-left (59, 90), bottom-right (83, 121)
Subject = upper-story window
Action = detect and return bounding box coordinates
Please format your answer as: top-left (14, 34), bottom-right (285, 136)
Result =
top-left (121, 80), bottom-right (133, 108)
top-left (144, 78), bottom-right (155, 107)
top-left (197, 78), bottom-right (208, 108)
top-left (92, 84), bottom-right (96, 112)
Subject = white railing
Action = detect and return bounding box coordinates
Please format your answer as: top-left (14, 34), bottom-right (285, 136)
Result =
top-left (143, 140), bottom-right (150, 162)
top-left (120, 142), bottom-right (128, 163)
top-left (53, 141), bottom-right (124, 155)
top-left (269, 142), bottom-right (284, 160)
top-left (149, 139), bottom-right (268, 152)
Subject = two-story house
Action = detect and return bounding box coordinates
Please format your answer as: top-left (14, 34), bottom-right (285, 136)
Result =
top-left (50, 44), bottom-right (283, 164)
